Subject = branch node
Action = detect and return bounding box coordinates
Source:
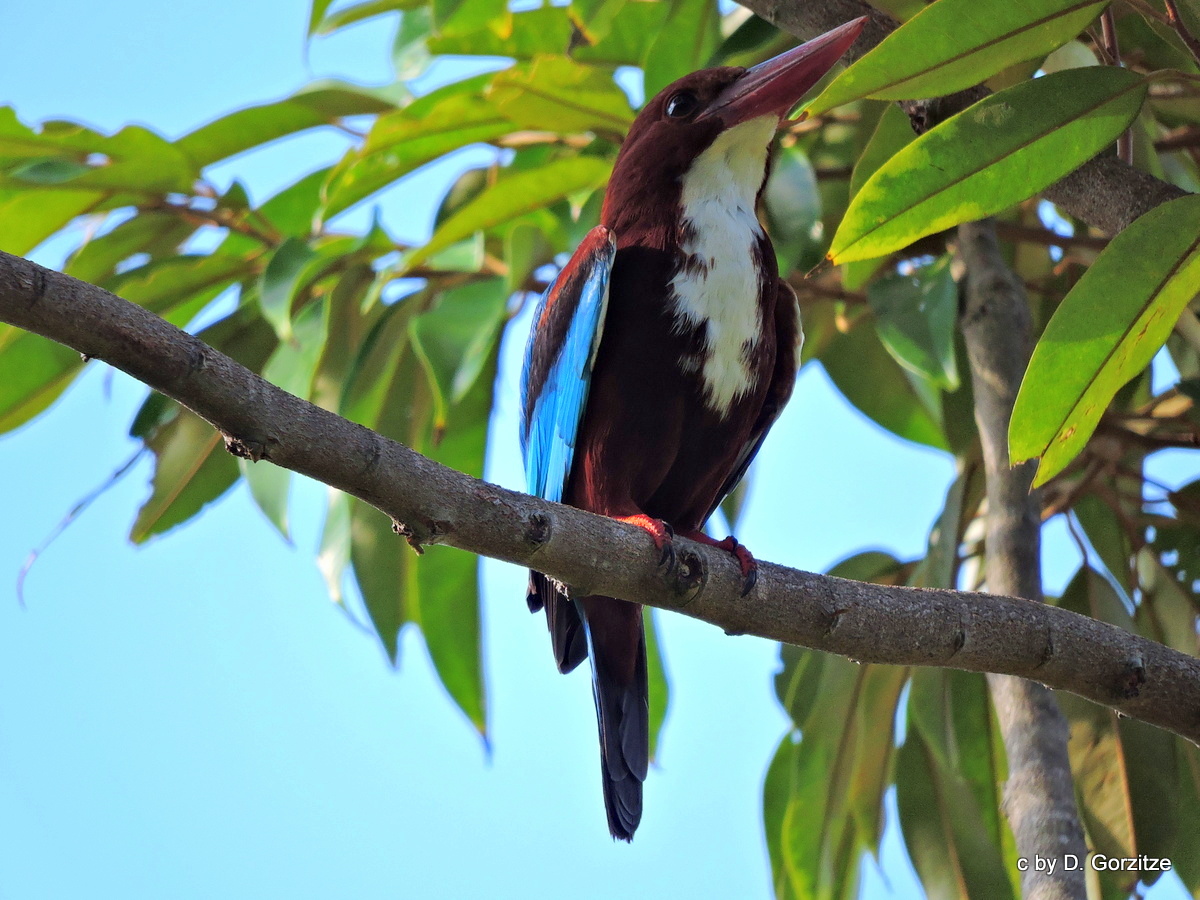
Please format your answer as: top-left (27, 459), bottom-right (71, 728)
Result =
top-left (223, 433), bottom-right (266, 462)
top-left (950, 626), bottom-right (967, 658)
top-left (825, 607), bottom-right (849, 637)
top-left (670, 547), bottom-right (706, 604)
top-left (1118, 654), bottom-right (1146, 699)
top-left (392, 519), bottom-right (426, 554)
top-left (524, 512), bottom-right (551, 550)
top-left (424, 518), bottom-right (452, 545)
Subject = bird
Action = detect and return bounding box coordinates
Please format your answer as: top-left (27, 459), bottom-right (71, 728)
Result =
top-left (518, 18), bottom-right (866, 841)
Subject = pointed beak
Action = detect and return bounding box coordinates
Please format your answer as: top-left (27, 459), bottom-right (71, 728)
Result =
top-left (699, 17), bottom-right (867, 126)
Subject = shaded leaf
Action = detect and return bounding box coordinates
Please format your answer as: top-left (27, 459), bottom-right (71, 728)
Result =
top-left (431, 0), bottom-right (510, 39)
top-left (259, 237), bottom-right (317, 339)
top-left (829, 67), bottom-right (1147, 264)
top-left (643, 607), bottom-right (670, 762)
top-left (807, 0), bottom-right (1107, 117)
top-left (820, 316), bottom-right (949, 450)
top-left (405, 156), bottom-right (611, 269)
top-left (1011, 194), bottom-right (1200, 485)
top-left (763, 144), bottom-right (822, 274)
top-left (868, 255), bottom-right (959, 390)
top-left (569, 0), bottom-right (627, 44)
top-left (408, 278), bottom-right (507, 434)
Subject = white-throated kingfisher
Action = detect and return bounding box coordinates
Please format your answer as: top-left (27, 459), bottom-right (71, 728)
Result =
top-left (519, 18), bottom-right (866, 841)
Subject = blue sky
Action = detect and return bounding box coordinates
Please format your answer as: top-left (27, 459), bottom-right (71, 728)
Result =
top-left (1, 2), bottom-right (1193, 899)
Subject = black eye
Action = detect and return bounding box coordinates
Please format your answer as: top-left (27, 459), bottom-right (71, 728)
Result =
top-left (665, 91), bottom-right (699, 119)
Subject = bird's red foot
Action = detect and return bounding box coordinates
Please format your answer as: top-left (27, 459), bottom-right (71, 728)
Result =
top-left (682, 532), bottom-right (757, 596)
top-left (615, 515), bottom-right (675, 570)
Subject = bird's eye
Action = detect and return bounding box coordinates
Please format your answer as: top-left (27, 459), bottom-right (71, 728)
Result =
top-left (665, 91), bottom-right (699, 119)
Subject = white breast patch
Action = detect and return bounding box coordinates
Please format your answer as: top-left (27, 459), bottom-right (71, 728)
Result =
top-left (669, 115), bottom-right (776, 417)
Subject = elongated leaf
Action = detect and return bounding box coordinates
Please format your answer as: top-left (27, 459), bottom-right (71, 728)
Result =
top-left (312, 0), bottom-right (421, 36)
top-left (806, 0), bottom-right (1107, 117)
top-left (405, 156), bottom-right (611, 269)
top-left (868, 255), bottom-right (959, 389)
top-left (829, 67), bottom-right (1147, 264)
top-left (0, 187), bottom-right (101, 256)
top-left (322, 90), bottom-right (513, 219)
top-left (130, 409), bottom-right (239, 543)
top-left (431, 0), bottom-right (510, 39)
top-left (1011, 194), bottom-right (1200, 485)
top-left (0, 329), bottom-right (86, 434)
top-left (569, 0), bottom-right (627, 44)
top-left (642, 0), bottom-right (721, 99)
top-left (408, 279), bottom-right (507, 434)
top-left (429, 7), bottom-right (571, 59)
top-left (489, 58), bottom-right (634, 136)
top-left (820, 317), bottom-right (949, 450)
top-left (65, 211), bottom-right (195, 286)
top-left (259, 238), bottom-right (316, 339)
top-left (643, 608), bottom-right (670, 763)
top-left (572, 0), bottom-right (671, 66)
top-left (178, 84), bottom-right (400, 169)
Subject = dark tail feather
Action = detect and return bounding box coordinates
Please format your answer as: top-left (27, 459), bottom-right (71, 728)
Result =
top-left (585, 597), bottom-right (649, 841)
top-left (527, 571), bottom-right (587, 673)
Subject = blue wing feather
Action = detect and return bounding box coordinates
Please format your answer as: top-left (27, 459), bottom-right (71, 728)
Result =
top-left (520, 226), bottom-right (616, 505)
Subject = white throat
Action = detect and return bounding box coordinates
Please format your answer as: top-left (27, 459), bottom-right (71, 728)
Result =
top-left (669, 115), bottom-right (775, 416)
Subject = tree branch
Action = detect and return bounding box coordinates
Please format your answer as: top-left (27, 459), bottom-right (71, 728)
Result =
top-left (2, 250), bottom-right (1199, 747)
top-left (738, 0), bottom-right (1189, 235)
top-left (959, 220), bottom-right (1088, 900)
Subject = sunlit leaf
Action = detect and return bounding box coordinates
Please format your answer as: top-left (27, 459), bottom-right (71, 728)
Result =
top-left (405, 156), bottom-right (611, 269)
top-left (259, 237), bottom-right (317, 340)
top-left (642, 0), bottom-right (721, 99)
top-left (431, 0), bottom-right (510, 39)
top-left (322, 89), bottom-right (512, 219)
top-left (178, 83), bottom-right (400, 169)
top-left (829, 67), bottom-right (1147, 264)
top-left (490, 57), bottom-right (634, 135)
top-left (807, 0), bottom-right (1108, 117)
top-left (0, 187), bottom-right (101, 256)
top-left (1011, 194), bottom-right (1200, 486)
top-left (312, 0), bottom-right (421, 36)
top-left (429, 7), bottom-right (571, 58)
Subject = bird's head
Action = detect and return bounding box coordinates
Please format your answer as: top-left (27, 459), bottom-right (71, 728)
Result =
top-left (602, 17), bottom-right (866, 243)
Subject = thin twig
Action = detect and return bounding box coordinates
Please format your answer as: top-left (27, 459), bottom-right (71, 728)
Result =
top-left (1165, 0), bottom-right (1200, 67)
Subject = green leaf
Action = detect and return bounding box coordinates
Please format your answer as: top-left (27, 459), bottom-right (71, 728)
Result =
top-left (178, 84), bottom-right (400, 169)
top-left (259, 238), bottom-right (317, 339)
top-left (489, 58), bottom-right (634, 136)
top-left (130, 409), bottom-right (239, 543)
top-left (806, 0), bottom-right (1108, 117)
top-left (405, 156), bottom-right (611, 269)
top-left (763, 144), bottom-right (822, 274)
top-left (766, 651), bottom-right (907, 899)
top-left (642, 0), bottom-right (721, 99)
top-left (393, 7), bottom-right (434, 79)
top-left (312, 0), bottom-right (420, 36)
top-left (643, 607), bottom-right (670, 762)
top-left (0, 329), bottom-right (86, 434)
top-left (321, 90), bottom-right (513, 219)
top-left (408, 279), bottom-right (507, 435)
top-left (112, 253), bottom-right (256, 324)
top-left (65, 211), bottom-right (195, 286)
top-left (842, 104), bottom-right (916, 288)
top-left (572, 0), bottom-right (671, 66)
top-left (829, 67), bottom-right (1148, 265)
top-left (868, 255), bottom-right (959, 389)
top-left (240, 456), bottom-right (291, 540)
top-left (1011, 194), bottom-right (1200, 486)
top-left (431, 0), bottom-right (510, 39)
top-left (0, 187), bottom-right (101, 256)
top-left (318, 490), bottom-right (353, 606)
top-left (428, 7), bottom-right (571, 59)
top-left (820, 316), bottom-right (949, 450)
top-left (569, 0), bottom-right (627, 44)
top-left (131, 307), bottom-right (277, 542)
top-left (307, 0), bottom-right (336, 35)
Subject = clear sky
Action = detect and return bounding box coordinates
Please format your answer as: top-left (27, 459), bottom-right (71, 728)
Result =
top-left (0, 3), bottom-right (1192, 899)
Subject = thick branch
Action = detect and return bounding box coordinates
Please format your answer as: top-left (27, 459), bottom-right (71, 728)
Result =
top-left (2, 251), bottom-right (1199, 746)
top-left (960, 221), bottom-right (1088, 900)
top-left (738, 0), bottom-right (1189, 235)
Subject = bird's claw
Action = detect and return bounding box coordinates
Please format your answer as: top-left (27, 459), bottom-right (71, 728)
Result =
top-left (683, 532), bottom-right (758, 596)
top-left (616, 515), bottom-right (676, 572)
